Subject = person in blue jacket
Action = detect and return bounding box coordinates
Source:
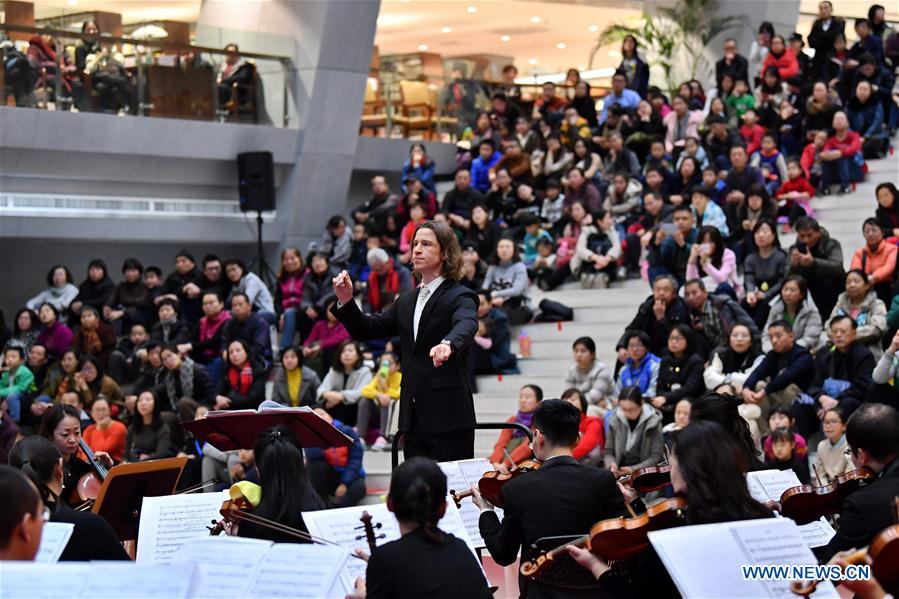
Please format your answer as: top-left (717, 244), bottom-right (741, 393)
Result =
top-left (306, 408), bottom-right (366, 508)
top-left (400, 143), bottom-right (436, 194)
top-left (470, 139), bottom-right (502, 194)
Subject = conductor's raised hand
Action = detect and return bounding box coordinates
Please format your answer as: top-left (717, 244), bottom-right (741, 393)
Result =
top-left (332, 270), bottom-right (354, 305)
top-left (430, 342), bottom-right (452, 367)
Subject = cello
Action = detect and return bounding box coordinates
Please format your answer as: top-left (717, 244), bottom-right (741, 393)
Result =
top-left (450, 459), bottom-right (541, 508)
top-left (76, 438), bottom-right (109, 503)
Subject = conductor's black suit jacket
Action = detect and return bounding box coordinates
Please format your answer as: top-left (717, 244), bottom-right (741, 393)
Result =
top-left (332, 279), bottom-right (479, 435)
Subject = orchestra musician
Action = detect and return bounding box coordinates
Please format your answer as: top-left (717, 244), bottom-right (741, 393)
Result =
top-left (0, 466), bottom-right (44, 561)
top-left (689, 392), bottom-right (768, 471)
top-left (331, 221), bottom-right (479, 461)
top-left (820, 402), bottom-right (899, 562)
top-left (39, 404), bottom-right (113, 505)
top-left (568, 420), bottom-right (772, 597)
top-left (232, 424), bottom-right (326, 543)
top-left (348, 457), bottom-right (492, 599)
top-left (473, 398), bottom-right (627, 598)
top-left (8, 436), bottom-right (129, 561)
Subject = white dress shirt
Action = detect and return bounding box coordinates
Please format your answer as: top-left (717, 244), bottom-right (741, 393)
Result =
top-left (413, 276), bottom-right (444, 341)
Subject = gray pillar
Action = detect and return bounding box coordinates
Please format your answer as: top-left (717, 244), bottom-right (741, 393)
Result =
top-left (713, 0), bottom-right (800, 59)
top-left (196, 0), bottom-right (380, 251)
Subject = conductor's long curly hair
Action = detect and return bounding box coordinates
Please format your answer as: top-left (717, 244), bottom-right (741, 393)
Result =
top-left (412, 221), bottom-right (463, 282)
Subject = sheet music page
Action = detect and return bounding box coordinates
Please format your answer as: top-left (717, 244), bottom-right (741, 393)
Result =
top-left (34, 521), bottom-right (75, 563)
top-left (136, 490), bottom-right (229, 564)
top-left (303, 501), bottom-right (479, 584)
top-left (796, 517), bottom-right (836, 549)
top-left (745, 469), bottom-right (802, 504)
top-left (81, 562), bottom-right (197, 598)
top-left (649, 518), bottom-right (838, 598)
top-left (174, 536), bottom-right (272, 597)
top-left (246, 543), bottom-right (350, 598)
top-left (439, 459), bottom-right (504, 548)
top-left (0, 563), bottom-right (89, 598)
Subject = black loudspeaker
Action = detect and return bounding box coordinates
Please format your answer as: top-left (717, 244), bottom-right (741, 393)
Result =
top-left (237, 151), bottom-right (275, 212)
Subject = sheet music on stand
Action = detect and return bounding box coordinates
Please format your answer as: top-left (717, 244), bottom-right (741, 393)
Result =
top-left (649, 517), bottom-right (839, 598)
top-left (439, 458), bottom-right (504, 548)
top-left (794, 516), bottom-right (836, 549)
top-left (34, 521), bottom-right (74, 563)
top-left (0, 562), bottom-right (197, 599)
top-left (136, 490), bottom-right (229, 564)
top-left (303, 500), bottom-right (476, 589)
top-left (173, 536), bottom-right (350, 599)
top-left (746, 469), bottom-right (802, 504)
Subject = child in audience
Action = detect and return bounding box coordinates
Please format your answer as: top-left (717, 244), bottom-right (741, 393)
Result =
top-left (762, 405), bottom-right (808, 464)
top-left (765, 428), bottom-right (811, 484)
top-left (540, 179), bottom-right (565, 234)
top-left (642, 140), bottom-right (673, 176)
top-left (739, 108), bottom-right (765, 156)
top-left (489, 384), bottom-right (542, 472)
top-left (0, 346), bottom-right (36, 423)
top-left (727, 79), bottom-right (755, 118)
top-left (675, 137), bottom-right (709, 170)
top-left (701, 166), bottom-right (725, 205)
top-left (775, 159), bottom-right (814, 231)
top-left (531, 237), bottom-right (557, 287)
top-left (813, 406), bottom-right (853, 485)
top-left (800, 130), bottom-right (827, 186)
top-left (306, 408), bottom-right (366, 508)
top-left (357, 351), bottom-right (401, 450)
top-left (662, 398), bottom-right (691, 447)
top-left (750, 133), bottom-right (788, 195)
top-left (521, 214), bottom-right (553, 267)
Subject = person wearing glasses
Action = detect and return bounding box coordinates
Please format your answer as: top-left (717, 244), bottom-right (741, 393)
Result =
top-left (820, 402), bottom-right (899, 562)
top-left (8, 436), bottom-right (129, 561)
top-left (0, 466), bottom-right (45, 561)
top-left (473, 399), bottom-right (626, 598)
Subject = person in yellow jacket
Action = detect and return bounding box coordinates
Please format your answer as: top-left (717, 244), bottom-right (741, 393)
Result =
top-left (358, 352), bottom-right (402, 450)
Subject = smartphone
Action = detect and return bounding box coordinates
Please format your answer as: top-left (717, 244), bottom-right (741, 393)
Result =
top-left (795, 242), bottom-right (807, 253)
top-left (661, 223), bottom-right (678, 235)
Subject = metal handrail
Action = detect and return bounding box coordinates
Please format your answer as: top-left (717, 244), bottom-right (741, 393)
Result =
top-left (390, 421), bottom-right (534, 472)
top-left (0, 23), bottom-right (292, 64)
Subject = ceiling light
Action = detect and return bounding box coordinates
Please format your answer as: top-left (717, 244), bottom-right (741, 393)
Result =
top-left (467, 5), bottom-right (478, 13)
top-left (441, 26), bottom-right (452, 33)
top-left (528, 57), bottom-right (538, 65)
top-left (588, 25), bottom-right (599, 32)
top-left (419, 44), bottom-right (428, 51)
top-left (530, 16), bottom-right (541, 23)
top-left (501, 35), bottom-right (511, 42)
top-left (556, 42), bottom-right (566, 49)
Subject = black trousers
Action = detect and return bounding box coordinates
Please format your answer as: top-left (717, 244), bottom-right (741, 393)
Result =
top-left (403, 426), bottom-right (475, 462)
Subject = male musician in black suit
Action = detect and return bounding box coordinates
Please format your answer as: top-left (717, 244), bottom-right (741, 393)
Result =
top-left (474, 399), bottom-right (627, 598)
top-left (332, 221), bottom-right (479, 461)
top-left (821, 402), bottom-right (899, 562)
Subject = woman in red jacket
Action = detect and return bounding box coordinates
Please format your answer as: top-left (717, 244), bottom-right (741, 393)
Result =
top-left (762, 35), bottom-right (799, 80)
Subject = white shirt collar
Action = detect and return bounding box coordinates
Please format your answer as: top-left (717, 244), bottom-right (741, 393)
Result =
top-left (420, 275), bottom-right (445, 295)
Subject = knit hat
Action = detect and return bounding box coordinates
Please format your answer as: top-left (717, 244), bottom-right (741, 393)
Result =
top-left (176, 249), bottom-right (196, 263)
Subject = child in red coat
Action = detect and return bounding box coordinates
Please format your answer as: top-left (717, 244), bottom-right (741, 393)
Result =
top-left (775, 159), bottom-right (815, 231)
top-left (739, 108), bottom-right (765, 156)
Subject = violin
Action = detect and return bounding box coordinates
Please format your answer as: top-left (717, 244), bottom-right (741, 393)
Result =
top-left (520, 497), bottom-right (687, 579)
top-left (791, 499), bottom-right (899, 595)
top-left (76, 438), bottom-right (109, 503)
top-left (617, 464), bottom-right (673, 494)
top-left (208, 495), bottom-right (255, 536)
top-left (779, 468), bottom-right (874, 525)
top-left (450, 459), bottom-right (541, 509)
top-left (356, 511), bottom-right (385, 554)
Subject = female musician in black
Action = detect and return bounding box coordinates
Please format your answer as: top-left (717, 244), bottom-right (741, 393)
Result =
top-left (9, 436), bottom-right (128, 561)
top-left (348, 457), bottom-right (492, 599)
top-left (690, 392), bottom-right (768, 472)
top-left (235, 424), bottom-right (325, 543)
top-left (570, 420), bottom-right (772, 597)
top-left (39, 404), bottom-right (113, 505)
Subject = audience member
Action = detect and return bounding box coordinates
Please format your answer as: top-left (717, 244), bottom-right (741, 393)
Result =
top-left (653, 324), bottom-right (705, 421)
top-left (271, 346), bottom-right (321, 408)
top-left (704, 324), bottom-right (764, 392)
top-left (615, 331), bottom-right (661, 398)
top-left (564, 337), bottom-right (614, 416)
top-left (215, 339), bottom-right (268, 411)
top-left (821, 268), bottom-right (887, 359)
top-left (315, 340), bottom-right (372, 426)
top-left (788, 217), bottom-right (846, 317)
top-left (604, 386), bottom-right (665, 479)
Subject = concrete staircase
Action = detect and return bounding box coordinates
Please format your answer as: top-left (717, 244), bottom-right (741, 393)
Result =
top-left (361, 151), bottom-right (899, 494)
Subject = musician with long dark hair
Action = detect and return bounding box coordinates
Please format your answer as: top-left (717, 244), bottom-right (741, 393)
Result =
top-left (8, 436), bottom-right (128, 561)
top-left (569, 420), bottom-right (771, 596)
top-left (39, 403), bottom-right (112, 504)
top-left (348, 457), bottom-right (491, 599)
top-left (690, 392), bottom-right (767, 471)
top-left (234, 424), bottom-right (325, 543)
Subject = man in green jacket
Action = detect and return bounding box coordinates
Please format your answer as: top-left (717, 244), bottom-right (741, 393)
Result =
top-left (1, 346), bottom-right (36, 424)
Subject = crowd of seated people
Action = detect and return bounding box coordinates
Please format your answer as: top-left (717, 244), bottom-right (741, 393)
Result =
top-left (1, 1), bottom-right (899, 518)
top-left (2, 20), bottom-right (258, 118)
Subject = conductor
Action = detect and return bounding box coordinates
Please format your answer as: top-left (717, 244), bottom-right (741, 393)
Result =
top-left (331, 221), bottom-right (479, 461)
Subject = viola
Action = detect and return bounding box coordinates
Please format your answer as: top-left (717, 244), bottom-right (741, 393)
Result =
top-left (450, 459), bottom-right (541, 509)
top-left (791, 500), bottom-right (899, 595)
top-left (76, 438), bottom-right (109, 503)
top-left (356, 511), bottom-right (385, 554)
top-left (779, 468), bottom-right (874, 525)
top-left (520, 497), bottom-right (687, 579)
top-left (617, 464), bottom-right (672, 494)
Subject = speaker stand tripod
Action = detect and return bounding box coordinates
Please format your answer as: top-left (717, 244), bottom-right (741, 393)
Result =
top-left (248, 210), bottom-right (277, 289)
